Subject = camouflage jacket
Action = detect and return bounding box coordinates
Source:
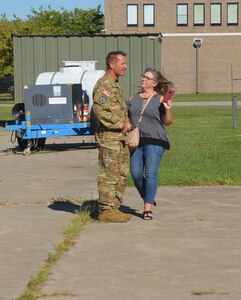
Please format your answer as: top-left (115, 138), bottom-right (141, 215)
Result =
top-left (93, 74), bottom-right (128, 149)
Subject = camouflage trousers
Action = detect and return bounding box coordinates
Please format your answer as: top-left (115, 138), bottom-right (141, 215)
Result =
top-left (97, 141), bottom-right (129, 212)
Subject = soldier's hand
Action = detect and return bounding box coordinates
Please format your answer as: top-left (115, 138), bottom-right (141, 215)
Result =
top-left (122, 121), bottom-right (132, 134)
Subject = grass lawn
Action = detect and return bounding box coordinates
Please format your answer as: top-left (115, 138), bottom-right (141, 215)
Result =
top-left (0, 94), bottom-right (14, 124)
top-left (127, 106), bottom-right (241, 186)
top-left (174, 93), bottom-right (240, 102)
top-left (159, 106), bottom-right (240, 186)
top-left (1, 102), bottom-right (240, 186)
top-left (0, 93), bottom-right (14, 103)
top-left (0, 105), bottom-right (13, 127)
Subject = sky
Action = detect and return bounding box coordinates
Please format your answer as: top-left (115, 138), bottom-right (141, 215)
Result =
top-left (0, 0), bottom-right (105, 20)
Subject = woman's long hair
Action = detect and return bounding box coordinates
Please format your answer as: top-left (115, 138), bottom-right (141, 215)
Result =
top-left (144, 67), bottom-right (173, 95)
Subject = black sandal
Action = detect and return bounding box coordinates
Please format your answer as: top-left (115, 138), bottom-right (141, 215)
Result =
top-left (143, 211), bottom-right (153, 220)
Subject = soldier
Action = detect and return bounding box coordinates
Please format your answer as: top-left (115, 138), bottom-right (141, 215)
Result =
top-left (93, 51), bottom-right (132, 222)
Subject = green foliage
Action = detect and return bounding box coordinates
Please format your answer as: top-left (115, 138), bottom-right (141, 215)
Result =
top-left (0, 14), bottom-right (36, 76)
top-left (27, 5), bottom-right (104, 35)
top-left (0, 17), bottom-right (15, 76)
top-left (0, 5), bottom-right (104, 76)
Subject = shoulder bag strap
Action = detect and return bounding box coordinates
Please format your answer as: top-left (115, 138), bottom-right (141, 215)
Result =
top-left (136, 94), bottom-right (154, 127)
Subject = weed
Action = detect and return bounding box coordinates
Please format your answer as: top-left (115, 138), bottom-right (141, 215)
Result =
top-left (192, 289), bottom-right (230, 296)
top-left (0, 201), bottom-right (18, 205)
top-left (192, 289), bottom-right (216, 295)
top-left (17, 203), bottom-right (93, 300)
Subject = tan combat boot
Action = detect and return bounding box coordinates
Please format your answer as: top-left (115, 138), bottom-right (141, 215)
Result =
top-left (98, 209), bottom-right (131, 223)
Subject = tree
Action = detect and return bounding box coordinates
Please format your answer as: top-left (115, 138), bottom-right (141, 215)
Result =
top-left (27, 5), bottom-right (104, 35)
top-left (0, 6), bottom-right (104, 76)
top-left (0, 14), bottom-right (34, 76)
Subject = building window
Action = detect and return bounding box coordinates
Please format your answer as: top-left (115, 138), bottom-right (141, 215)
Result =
top-left (227, 3), bottom-right (238, 25)
top-left (194, 4), bottom-right (205, 26)
top-left (177, 4), bottom-right (188, 26)
top-left (127, 4), bottom-right (138, 26)
top-left (143, 4), bottom-right (155, 26)
top-left (210, 3), bottom-right (222, 25)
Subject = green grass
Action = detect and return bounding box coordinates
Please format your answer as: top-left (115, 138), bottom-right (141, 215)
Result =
top-left (0, 105), bottom-right (13, 121)
top-left (174, 93), bottom-right (239, 102)
top-left (0, 105), bottom-right (13, 127)
top-left (0, 93), bottom-right (13, 101)
top-left (0, 93), bottom-right (14, 106)
top-left (158, 106), bottom-right (241, 186)
top-left (127, 106), bottom-right (241, 186)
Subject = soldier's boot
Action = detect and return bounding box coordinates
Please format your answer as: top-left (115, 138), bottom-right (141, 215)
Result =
top-left (98, 209), bottom-right (131, 223)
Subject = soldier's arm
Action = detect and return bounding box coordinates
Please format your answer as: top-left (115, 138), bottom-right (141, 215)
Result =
top-left (93, 87), bottom-right (126, 130)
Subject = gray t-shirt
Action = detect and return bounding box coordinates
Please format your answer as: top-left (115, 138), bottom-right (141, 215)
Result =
top-left (127, 93), bottom-right (170, 149)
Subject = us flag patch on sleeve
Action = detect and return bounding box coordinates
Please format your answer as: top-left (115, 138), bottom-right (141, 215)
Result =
top-left (103, 90), bottom-right (111, 97)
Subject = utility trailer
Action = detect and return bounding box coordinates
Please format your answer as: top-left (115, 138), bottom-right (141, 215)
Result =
top-left (5, 61), bottom-right (104, 154)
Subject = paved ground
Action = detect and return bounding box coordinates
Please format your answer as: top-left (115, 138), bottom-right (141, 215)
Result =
top-left (0, 127), bottom-right (241, 300)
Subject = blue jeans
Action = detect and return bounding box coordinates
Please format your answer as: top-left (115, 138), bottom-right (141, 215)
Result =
top-left (130, 145), bottom-right (165, 204)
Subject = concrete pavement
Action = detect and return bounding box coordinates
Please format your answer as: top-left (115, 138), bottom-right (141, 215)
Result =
top-left (0, 205), bottom-right (74, 299)
top-left (0, 130), bottom-right (98, 203)
top-left (0, 128), bottom-right (98, 299)
top-left (0, 127), bottom-right (241, 300)
top-left (39, 186), bottom-right (241, 300)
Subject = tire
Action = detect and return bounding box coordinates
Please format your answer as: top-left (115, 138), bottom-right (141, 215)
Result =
top-left (17, 137), bottom-right (28, 151)
top-left (35, 138), bottom-right (46, 150)
top-left (12, 103), bottom-right (25, 121)
top-left (17, 138), bottom-right (46, 151)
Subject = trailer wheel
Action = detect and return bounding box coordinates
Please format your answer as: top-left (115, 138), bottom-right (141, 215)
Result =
top-left (35, 138), bottom-right (46, 150)
top-left (12, 103), bottom-right (25, 121)
top-left (17, 138), bottom-right (46, 151)
top-left (17, 137), bottom-right (28, 151)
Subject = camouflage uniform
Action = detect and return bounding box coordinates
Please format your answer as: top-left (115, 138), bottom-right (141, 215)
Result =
top-left (93, 74), bottom-right (130, 213)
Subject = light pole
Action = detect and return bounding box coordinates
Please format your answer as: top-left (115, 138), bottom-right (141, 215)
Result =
top-left (158, 32), bottom-right (163, 74)
top-left (193, 38), bottom-right (202, 94)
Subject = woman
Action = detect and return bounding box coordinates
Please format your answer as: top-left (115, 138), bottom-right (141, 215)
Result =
top-left (127, 68), bottom-right (173, 220)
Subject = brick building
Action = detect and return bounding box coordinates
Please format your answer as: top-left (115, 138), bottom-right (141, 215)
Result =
top-left (104, 0), bottom-right (241, 93)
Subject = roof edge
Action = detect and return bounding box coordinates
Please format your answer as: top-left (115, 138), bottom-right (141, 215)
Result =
top-left (12, 33), bottom-right (160, 38)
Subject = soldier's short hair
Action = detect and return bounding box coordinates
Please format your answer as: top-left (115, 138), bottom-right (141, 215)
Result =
top-left (106, 51), bottom-right (127, 69)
